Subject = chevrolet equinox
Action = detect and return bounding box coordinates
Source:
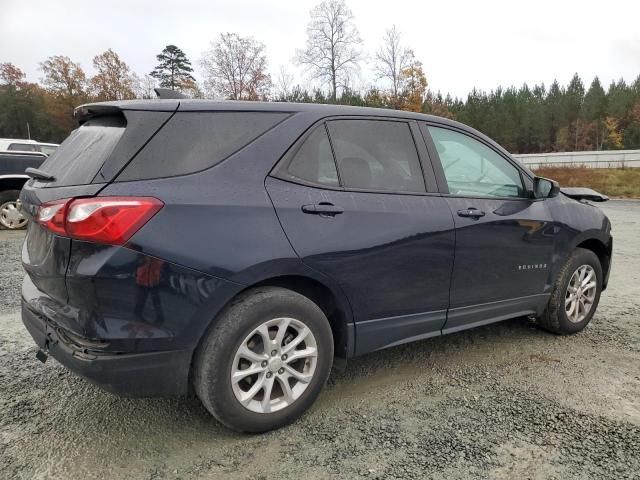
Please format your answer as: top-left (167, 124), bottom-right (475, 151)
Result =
top-left (20, 99), bottom-right (612, 432)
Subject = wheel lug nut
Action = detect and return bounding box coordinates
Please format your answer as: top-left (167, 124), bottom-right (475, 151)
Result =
top-left (266, 372), bottom-right (272, 378)
top-left (281, 354), bottom-right (287, 361)
top-left (261, 360), bottom-right (268, 367)
top-left (271, 350), bottom-right (277, 356)
top-left (278, 368), bottom-right (285, 374)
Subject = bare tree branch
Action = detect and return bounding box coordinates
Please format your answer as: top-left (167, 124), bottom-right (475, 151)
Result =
top-left (374, 25), bottom-right (414, 107)
top-left (295, 0), bottom-right (363, 101)
top-left (201, 33), bottom-right (271, 100)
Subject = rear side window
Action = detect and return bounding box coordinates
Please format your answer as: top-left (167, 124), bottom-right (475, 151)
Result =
top-left (286, 126), bottom-right (338, 187)
top-left (326, 120), bottom-right (425, 193)
top-left (36, 116), bottom-right (125, 187)
top-left (118, 112), bottom-right (288, 181)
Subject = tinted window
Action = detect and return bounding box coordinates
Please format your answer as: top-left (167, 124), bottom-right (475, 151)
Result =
top-left (119, 112), bottom-right (288, 181)
top-left (327, 120), bottom-right (425, 193)
top-left (36, 115), bottom-right (126, 187)
top-left (428, 126), bottom-right (525, 198)
top-left (0, 153), bottom-right (46, 175)
top-left (8, 143), bottom-right (38, 152)
top-left (286, 126), bottom-right (338, 187)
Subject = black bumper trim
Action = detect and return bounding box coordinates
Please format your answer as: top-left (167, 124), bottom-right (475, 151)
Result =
top-left (22, 302), bottom-right (192, 397)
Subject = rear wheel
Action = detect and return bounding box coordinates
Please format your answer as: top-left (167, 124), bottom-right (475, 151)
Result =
top-left (193, 287), bottom-right (333, 432)
top-left (538, 248), bottom-right (602, 334)
top-left (0, 190), bottom-right (27, 230)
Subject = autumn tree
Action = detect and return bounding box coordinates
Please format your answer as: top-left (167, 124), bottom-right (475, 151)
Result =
top-left (0, 63), bottom-right (60, 141)
top-left (296, 0), bottom-right (363, 101)
top-left (0, 63), bottom-right (30, 138)
top-left (0, 62), bottom-right (27, 87)
top-left (39, 55), bottom-right (89, 135)
top-left (398, 61), bottom-right (427, 112)
top-left (39, 55), bottom-right (87, 98)
top-left (200, 33), bottom-right (271, 100)
top-left (375, 25), bottom-right (414, 107)
top-left (603, 116), bottom-right (623, 149)
top-left (150, 45), bottom-right (195, 91)
top-left (90, 49), bottom-right (136, 101)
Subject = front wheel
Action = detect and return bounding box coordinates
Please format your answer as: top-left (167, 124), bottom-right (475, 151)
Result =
top-left (538, 247), bottom-right (603, 334)
top-left (0, 190), bottom-right (28, 230)
top-left (193, 287), bottom-right (334, 432)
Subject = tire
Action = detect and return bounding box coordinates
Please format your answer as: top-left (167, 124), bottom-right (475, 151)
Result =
top-left (538, 247), bottom-right (603, 334)
top-left (0, 190), bottom-right (28, 230)
top-left (193, 286), bottom-right (334, 433)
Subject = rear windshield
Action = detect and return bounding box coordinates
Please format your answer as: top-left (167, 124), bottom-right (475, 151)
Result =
top-left (116, 112), bottom-right (288, 181)
top-left (37, 116), bottom-right (125, 187)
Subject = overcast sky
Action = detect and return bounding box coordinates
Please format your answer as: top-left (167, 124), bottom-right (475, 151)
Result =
top-left (2, 0), bottom-right (639, 98)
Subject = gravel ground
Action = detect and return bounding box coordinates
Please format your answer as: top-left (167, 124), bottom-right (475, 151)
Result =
top-left (1, 201), bottom-right (639, 480)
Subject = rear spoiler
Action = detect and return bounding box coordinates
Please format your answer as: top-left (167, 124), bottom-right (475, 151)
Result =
top-left (74, 104), bottom-right (123, 125)
top-left (74, 99), bottom-right (180, 124)
top-left (561, 187), bottom-right (609, 202)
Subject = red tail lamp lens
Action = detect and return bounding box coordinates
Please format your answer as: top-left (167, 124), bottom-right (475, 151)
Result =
top-left (36, 199), bottom-right (68, 235)
top-left (37, 197), bottom-right (163, 245)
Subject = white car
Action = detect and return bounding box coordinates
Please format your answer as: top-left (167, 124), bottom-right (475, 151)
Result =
top-left (0, 138), bottom-right (58, 156)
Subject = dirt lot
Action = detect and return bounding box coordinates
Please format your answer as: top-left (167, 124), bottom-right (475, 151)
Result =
top-left (1, 201), bottom-right (639, 480)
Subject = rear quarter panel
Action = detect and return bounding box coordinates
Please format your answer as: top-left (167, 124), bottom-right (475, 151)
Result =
top-left (96, 111), bottom-right (355, 351)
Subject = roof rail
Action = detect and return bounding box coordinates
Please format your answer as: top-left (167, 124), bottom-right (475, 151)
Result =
top-left (154, 88), bottom-right (187, 99)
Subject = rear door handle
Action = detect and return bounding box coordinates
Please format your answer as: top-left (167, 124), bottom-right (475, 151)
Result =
top-left (457, 208), bottom-right (485, 219)
top-left (301, 203), bottom-right (344, 216)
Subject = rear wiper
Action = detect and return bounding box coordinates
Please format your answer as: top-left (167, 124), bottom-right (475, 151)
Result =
top-left (25, 167), bottom-right (55, 182)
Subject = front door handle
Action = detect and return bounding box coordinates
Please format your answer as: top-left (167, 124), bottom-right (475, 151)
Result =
top-left (301, 203), bottom-right (344, 216)
top-left (457, 208), bottom-right (485, 219)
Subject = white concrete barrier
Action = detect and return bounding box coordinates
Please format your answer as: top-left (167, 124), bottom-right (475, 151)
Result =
top-left (513, 150), bottom-right (640, 169)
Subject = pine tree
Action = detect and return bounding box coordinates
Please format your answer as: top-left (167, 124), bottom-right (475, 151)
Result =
top-left (583, 77), bottom-right (607, 149)
top-left (150, 45), bottom-right (195, 91)
top-left (545, 80), bottom-right (565, 149)
top-left (565, 73), bottom-right (585, 150)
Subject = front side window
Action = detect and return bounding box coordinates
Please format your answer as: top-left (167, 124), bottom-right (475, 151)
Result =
top-left (327, 120), bottom-right (426, 193)
top-left (427, 126), bottom-right (525, 198)
top-left (286, 125), bottom-right (338, 187)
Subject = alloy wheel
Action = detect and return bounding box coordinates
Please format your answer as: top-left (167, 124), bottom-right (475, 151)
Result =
top-left (565, 264), bottom-right (597, 323)
top-left (230, 317), bottom-right (318, 414)
top-left (0, 201), bottom-right (27, 230)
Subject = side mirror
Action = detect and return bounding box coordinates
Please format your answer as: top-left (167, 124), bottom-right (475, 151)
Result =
top-left (532, 176), bottom-right (560, 199)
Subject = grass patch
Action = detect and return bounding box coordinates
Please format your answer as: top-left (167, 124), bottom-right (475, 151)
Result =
top-left (532, 166), bottom-right (640, 199)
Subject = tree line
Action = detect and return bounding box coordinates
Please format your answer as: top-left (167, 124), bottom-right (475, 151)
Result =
top-left (1, 0), bottom-right (639, 152)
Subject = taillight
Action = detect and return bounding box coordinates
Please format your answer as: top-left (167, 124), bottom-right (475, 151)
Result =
top-left (36, 197), bottom-right (163, 246)
top-left (36, 199), bottom-right (68, 236)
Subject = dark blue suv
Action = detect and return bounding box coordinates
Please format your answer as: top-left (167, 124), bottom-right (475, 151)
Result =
top-left (19, 100), bottom-right (612, 432)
